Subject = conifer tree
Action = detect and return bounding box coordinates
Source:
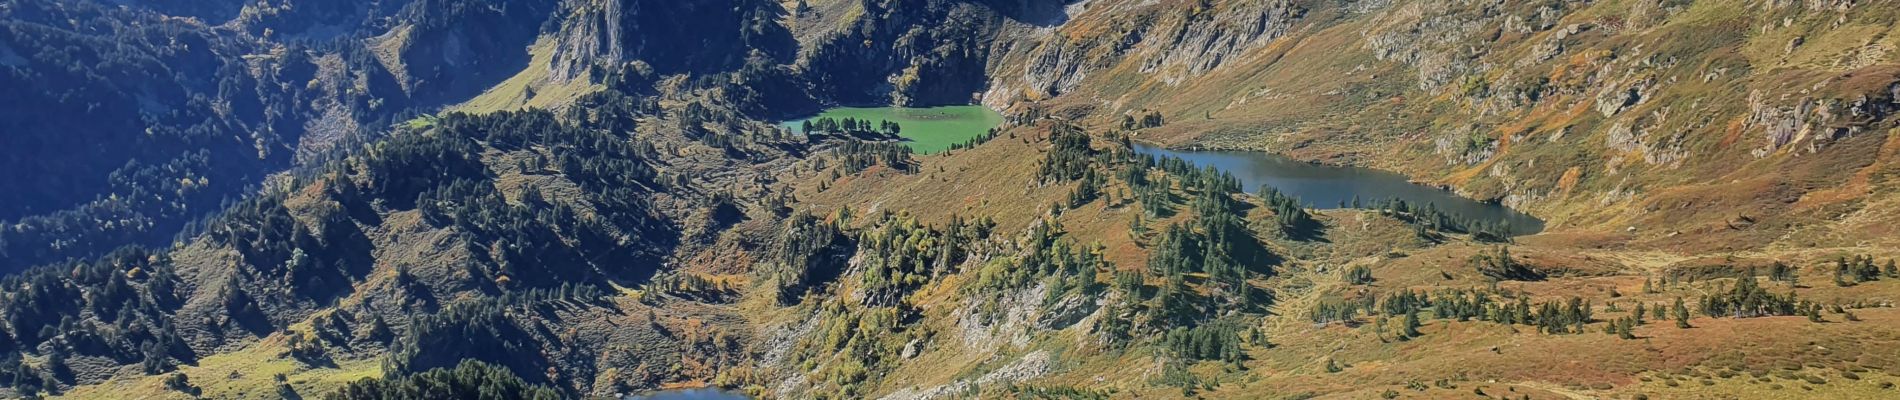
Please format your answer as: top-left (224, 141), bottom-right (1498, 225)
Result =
top-left (1400, 311), bottom-right (1422, 340)
top-left (1672, 297), bottom-right (1691, 329)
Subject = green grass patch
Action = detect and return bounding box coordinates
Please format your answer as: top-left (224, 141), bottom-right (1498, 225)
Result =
top-left (403, 114), bottom-right (439, 130)
top-left (782, 106), bottom-right (1003, 154)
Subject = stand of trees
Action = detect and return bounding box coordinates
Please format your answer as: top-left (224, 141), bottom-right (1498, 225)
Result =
top-left (0, 246), bottom-right (189, 396)
top-left (768, 212), bottom-right (854, 305)
top-left (327, 360), bottom-right (560, 400)
top-left (1833, 255), bottom-right (1894, 286)
top-left (1037, 125), bottom-right (1100, 184)
top-left (858, 212), bottom-right (990, 306)
top-left (1363, 198), bottom-right (1513, 242)
top-left (1120, 111), bottom-right (1165, 130)
top-left (801, 117), bottom-right (902, 137)
top-left (833, 142), bottom-right (915, 174)
top-left (1469, 247), bottom-right (1543, 281)
top-left (1258, 187), bottom-right (1318, 236)
top-left (1698, 276), bottom-right (1802, 318)
top-left (943, 128), bottom-right (1002, 153)
top-left (1312, 288), bottom-right (1606, 338)
top-left (969, 217), bottom-right (1104, 313)
top-left (1161, 319), bottom-right (1248, 365)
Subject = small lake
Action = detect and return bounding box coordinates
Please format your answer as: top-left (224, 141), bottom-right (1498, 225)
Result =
top-left (625, 388), bottom-right (749, 400)
top-left (1133, 144), bottom-right (1546, 236)
top-left (779, 105), bottom-right (1003, 154)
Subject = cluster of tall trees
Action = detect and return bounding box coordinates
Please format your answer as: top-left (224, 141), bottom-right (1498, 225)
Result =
top-left (1161, 319), bottom-right (1248, 365)
top-left (1065, 132), bottom-right (1291, 356)
top-left (387, 298), bottom-right (564, 388)
top-left (327, 360), bottom-right (561, 400)
top-left (1120, 111), bottom-right (1165, 130)
top-left (968, 217), bottom-right (1105, 312)
top-left (1469, 247), bottom-right (1542, 281)
top-left (1037, 125), bottom-right (1101, 184)
top-left (1312, 288), bottom-right (1610, 338)
top-left (858, 212), bottom-right (990, 306)
top-left (1698, 276), bottom-right (1803, 318)
top-left (768, 212), bottom-right (854, 305)
top-left (1319, 268), bottom-right (1864, 344)
top-left (800, 117), bottom-right (902, 137)
top-left (1144, 169), bottom-right (1263, 316)
top-left (1602, 297), bottom-right (1695, 338)
top-left (942, 128), bottom-right (1003, 153)
top-left (832, 142), bottom-right (915, 174)
top-left (1258, 187), bottom-right (1318, 236)
top-left (1310, 297), bottom-right (1368, 325)
top-left (1118, 160), bottom-right (1172, 218)
top-left (210, 189), bottom-right (374, 304)
top-left (1066, 168), bottom-right (1107, 209)
top-left (1833, 255), bottom-right (1896, 286)
top-left (800, 299), bottom-right (908, 398)
top-left (1360, 198), bottom-right (1513, 242)
top-left (640, 272), bottom-right (739, 303)
top-left (0, 246), bottom-right (189, 395)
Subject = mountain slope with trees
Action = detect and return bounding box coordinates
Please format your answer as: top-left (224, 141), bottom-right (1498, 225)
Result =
top-left (5, 1), bottom-right (1900, 399)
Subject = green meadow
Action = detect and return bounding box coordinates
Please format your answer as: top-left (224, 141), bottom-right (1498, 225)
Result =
top-left (782, 106), bottom-right (1003, 154)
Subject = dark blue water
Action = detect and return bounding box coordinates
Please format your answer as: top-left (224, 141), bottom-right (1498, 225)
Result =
top-left (1133, 144), bottom-right (1545, 236)
top-left (626, 388), bottom-right (749, 400)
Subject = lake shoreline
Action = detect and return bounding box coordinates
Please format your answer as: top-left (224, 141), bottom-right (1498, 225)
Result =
top-left (1131, 141), bottom-right (1547, 236)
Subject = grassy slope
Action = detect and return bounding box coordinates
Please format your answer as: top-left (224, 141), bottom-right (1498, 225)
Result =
top-left (785, 116), bottom-right (1900, 399)
top-left (995, 0), bottom-right (1900, 256)
top-left (59, 321), bottom-right (382, 399)
top-left (451, 38), bottom-right (602, 115)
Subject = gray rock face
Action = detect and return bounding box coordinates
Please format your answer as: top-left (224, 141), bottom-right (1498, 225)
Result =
top-left (1135, 0), bottom-right (1302, 84)
top-left (548, 0), bottom-right (794, 82)
top-left (984, 0), bottom-right (1304, 106)
top-left (875, 350), bottom-right (1052, 400)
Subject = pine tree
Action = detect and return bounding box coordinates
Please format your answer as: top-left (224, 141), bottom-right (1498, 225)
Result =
top-left (1672, 297), bottom-right (1691, 329)
top-left (1400, 311), bottom-right (1422, 340)
top-left (1769, 261), bottom-right (1798, 285)
top-left (1632, 302), bottom-right (1646, 325)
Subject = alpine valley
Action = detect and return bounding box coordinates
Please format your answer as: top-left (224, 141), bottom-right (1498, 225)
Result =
top-left (3, 0), bottom-right (1900, 399)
